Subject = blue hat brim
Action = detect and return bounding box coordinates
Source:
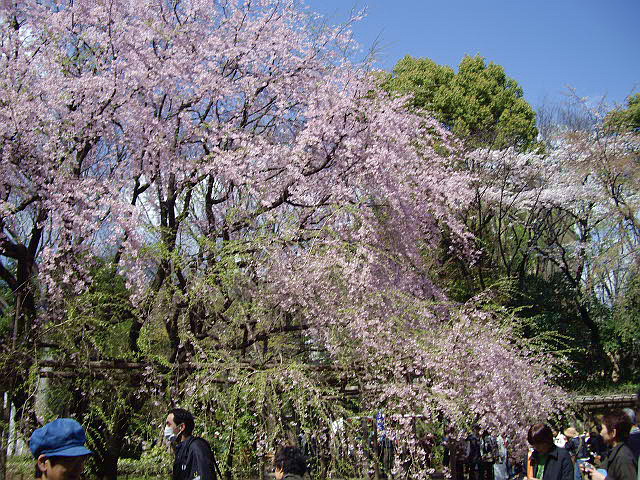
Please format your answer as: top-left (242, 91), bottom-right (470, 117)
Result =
top-left (41, 445), bottom-right (93, 458)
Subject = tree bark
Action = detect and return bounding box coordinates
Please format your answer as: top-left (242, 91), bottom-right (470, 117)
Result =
top-left (0, 392), bottom-right (11, 480)
top-left (94, 403), bottom-right (136, 480)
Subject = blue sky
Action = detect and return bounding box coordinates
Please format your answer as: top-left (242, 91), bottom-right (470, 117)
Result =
top-left (305, 0), bottom-right (639, 110)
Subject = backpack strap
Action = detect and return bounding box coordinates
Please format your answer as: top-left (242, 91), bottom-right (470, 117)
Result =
top-left (198, 436), bottom-right (223, 480)
top-left (578, 436), bottom-right (583, 455)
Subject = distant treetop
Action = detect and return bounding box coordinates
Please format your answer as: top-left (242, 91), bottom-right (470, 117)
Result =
top-left (383, 54), bottom-right (540, 152)
top-left (605, 93), bottom-right (640, 133)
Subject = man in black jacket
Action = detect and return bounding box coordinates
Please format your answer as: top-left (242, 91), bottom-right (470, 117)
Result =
top-left (165, 408), bottom-right (220, 480)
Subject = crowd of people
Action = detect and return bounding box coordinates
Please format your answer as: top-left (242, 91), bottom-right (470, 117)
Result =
top-left (26, 406), bottom-right (639, 480)
top-left (523, 409), bottom-right (639, 480)
top-left (446, 425), bottom-right (510, 480)
top-left (419, 408), bottom-right (638, 480)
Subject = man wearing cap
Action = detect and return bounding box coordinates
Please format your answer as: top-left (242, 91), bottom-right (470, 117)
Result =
top-left (165, 408), bottom-right (220, 480)
top-left (30, 418), bottom-right (92, 480)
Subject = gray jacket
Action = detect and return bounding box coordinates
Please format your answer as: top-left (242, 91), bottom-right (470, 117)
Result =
top-left (601, 443), bottom-right (637, 480)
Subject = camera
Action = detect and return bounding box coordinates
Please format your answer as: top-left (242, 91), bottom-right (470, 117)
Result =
top-left (580, 461), bottom-right (594, 479)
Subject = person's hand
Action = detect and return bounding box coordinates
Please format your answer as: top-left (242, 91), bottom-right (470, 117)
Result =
top-left (581, 464), bottom-right (605, 480)
top-left (590, 471), bottom-right (605, 480)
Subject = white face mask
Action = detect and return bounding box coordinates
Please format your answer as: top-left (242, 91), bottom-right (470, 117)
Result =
top-left (164, 425), bottom-right (178, 442)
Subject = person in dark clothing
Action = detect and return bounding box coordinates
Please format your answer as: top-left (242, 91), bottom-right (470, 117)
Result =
top-left (274, 446), bottom-right (307, 480)
top-left (524, 423), bottom-right (573, 480)
top-left (587, 432), bottom-right (608, 462)
top-left (165, 408), bottom-right (220, 480)
top-left (622, 408), bottom-right (640, 462)
top-left (450, 436), bottom-right (467, 480)
top-left (565, 427), bottom-right (591, 480)
top-left (566, 429), bottom-right (590, 462)
top-left (467, 427), bottom-right (482, 480)
top-left (583, 411), bottom-right (637, 480)
top-left (481, 432), bottom-right (498, 480)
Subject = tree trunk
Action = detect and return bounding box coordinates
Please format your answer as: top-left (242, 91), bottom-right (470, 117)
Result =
top-left (0, 392), bottom-right (11, 480)
top-left (576, 301), bottom-right (602, 348)
top-left (98, 452), bottom-right (119, 480)
top-left (96, 438), bottom-right (121, 480)
top-left (0, 432), bottom-right (6, 480)
top-left (606, 350), bottom-right (621, 383)
top-left (95, 415), bottom-right (129, 480)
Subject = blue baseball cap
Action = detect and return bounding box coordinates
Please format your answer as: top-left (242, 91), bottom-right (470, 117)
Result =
top-left (30, 418), bottom-right (93, 458)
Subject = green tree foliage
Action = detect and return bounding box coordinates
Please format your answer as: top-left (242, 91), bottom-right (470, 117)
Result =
top-left (605, 93), bottom-right (640, 132)
top-left (603, 273), bottom-right (640, 381)
top-left (38, 264), bottom-right (149, 480)
top-left (383, 55), bottom-right (540, 151)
